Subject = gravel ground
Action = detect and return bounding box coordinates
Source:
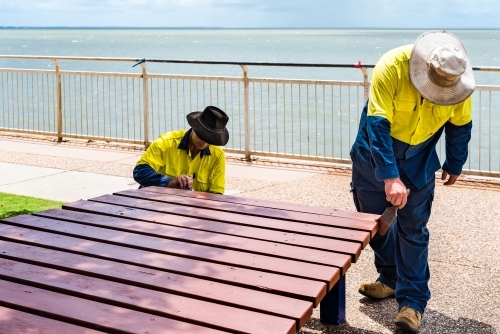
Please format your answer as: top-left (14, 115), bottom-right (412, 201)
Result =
top-left (1, 135), bottom-right (499, 334)
top-left (244, 173), bottom-right (500, 334)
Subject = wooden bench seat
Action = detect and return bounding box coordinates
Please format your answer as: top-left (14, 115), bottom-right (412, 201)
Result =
top-left (0, 187), bottom-right (377, 333)
top-left (0, 305), bottom-right (104, 334)
top-left (0, 240), bottom-right (313, 328)
top-left (0, 280), bottom-right (228, 334)
top-left (0, 226), bottom-right (327, 305)
top-left (86, 193), bottom-right (373, 248)
top-left (114, 189), bottom-right (377, 236)
top-left (0, 258), bottom-right (297, 333)
top-left (3, 217), bottom-right (344, 286)
top-left (135, 186), bottom-right (379, 223)
top-left (42, 204), bottom-right (363, 260)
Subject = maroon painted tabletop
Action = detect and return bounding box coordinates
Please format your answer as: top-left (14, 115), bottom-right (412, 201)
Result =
top-left (0, 187), bottom-right (377, 334)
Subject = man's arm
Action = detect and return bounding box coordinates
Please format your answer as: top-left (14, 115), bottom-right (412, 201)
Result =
top-left (441, 121), bottom-right (472, 185)
top-left (133, 163), bottom-right (193, 189)
top-left (367, 116), bottom-right (409, 208)
top-left (207, 152), bottom-right (226, 194)
top-left (133, 134), bottom-right (194, 190)
top-left (133, 164), bottom-right (173, 188)
top-left (441, 98), bottom-right (473, 186)
top-left (366, 60), bottom-right (408, 208)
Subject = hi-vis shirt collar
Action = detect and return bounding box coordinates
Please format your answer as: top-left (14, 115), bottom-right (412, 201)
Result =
top-left (177, 128), bottom-right (212, 158)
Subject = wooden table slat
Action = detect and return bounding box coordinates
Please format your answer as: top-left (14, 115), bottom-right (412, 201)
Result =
top-left (0, 240), bottom-right (313, 327)
top-left (0, 305), bottom-right (104, 334)
top-left (37, 207), bottom-right (363, 262)
top-left (0, 280), bottom-right (229, 334)
top-left (74, 195), bottom-right (371, 248)
top-left (138, 186), bottom-right (380, 222)
top-left (0, 228), bottom-right (329, 302)
top-left (33, 208), bottom-right (355, 268)
top-left (112, 190), bottom-right (378, 237)
top-left (3, 215), bottom-right (350, 277)
top-left (0, 259), bottom-right (297, 334)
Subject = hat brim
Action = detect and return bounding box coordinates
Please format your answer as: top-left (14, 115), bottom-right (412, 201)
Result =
top-left (410, 30), bottom-right (475, 105)
top-left (186, 111), bottom-right (229, 146)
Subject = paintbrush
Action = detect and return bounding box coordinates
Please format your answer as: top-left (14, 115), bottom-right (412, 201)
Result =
top-left (377, 189), bottom-right (410, 236)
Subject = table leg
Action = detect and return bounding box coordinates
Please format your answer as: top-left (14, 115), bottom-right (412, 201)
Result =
top-left (319, 274), bottom-right (346, 325)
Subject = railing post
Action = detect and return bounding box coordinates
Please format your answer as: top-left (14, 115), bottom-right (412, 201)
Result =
top-left (51, 59), bottom-right (63, 142)
top-left (240, 65), bottom-right (251, 161)
top-left (141, 63), bottom-right (150, 148)
top-left (360, 66), bottom-right (369, 102)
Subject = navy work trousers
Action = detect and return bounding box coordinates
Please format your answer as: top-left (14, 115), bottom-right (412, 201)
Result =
top-left (351, 168), bottom-right (435, 314)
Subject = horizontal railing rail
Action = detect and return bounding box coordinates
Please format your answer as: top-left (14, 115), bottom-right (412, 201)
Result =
top-left (1, 55), bottom-right (499, 178)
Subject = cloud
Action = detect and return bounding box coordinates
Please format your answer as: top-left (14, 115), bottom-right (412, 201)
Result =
top-left (0, 0), bottom-right (311, 11)
top-left (1, 0), bottom-right (500, 27)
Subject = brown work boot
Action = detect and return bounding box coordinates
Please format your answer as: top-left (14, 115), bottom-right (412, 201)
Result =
top-left (358, 281), bottom-right (395, 299)
top-left (394, 306), bottom-right (421, 333)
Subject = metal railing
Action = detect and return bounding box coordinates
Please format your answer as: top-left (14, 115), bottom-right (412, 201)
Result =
top-left (0, 55), bottom-right (499, 178)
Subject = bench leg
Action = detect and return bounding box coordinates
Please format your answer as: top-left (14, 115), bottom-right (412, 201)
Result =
top-left (320, 274), bottom-right (346, 325)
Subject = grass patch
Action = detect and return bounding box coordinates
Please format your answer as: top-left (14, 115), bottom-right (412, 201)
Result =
top-left (0, 192), bottom-right (66, 219)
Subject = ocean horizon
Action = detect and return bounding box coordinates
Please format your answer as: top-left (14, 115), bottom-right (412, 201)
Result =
top-left (1, 28), bottom-right (499, 172)
top-left (1, 26), bottom-right (499, 30)
top-left (2, 28), bottom-right (500, 82)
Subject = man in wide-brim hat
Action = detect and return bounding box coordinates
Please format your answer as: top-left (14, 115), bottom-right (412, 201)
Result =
top-left (134, 106), bottom-right (229, 194)
top-left (350, 31), bottom-right (474, 333)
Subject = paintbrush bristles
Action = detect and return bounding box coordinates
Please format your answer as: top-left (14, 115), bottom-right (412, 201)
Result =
top-left (377, 206), bottom-right (398, 236)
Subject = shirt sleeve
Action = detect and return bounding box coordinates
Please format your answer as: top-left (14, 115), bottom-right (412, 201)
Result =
top-left (207, 151), bottom-right (226, 194)
top-left (441, 97), bottom-right (473, 175)
top-left (367, 116), bottom-right (400, 181)
top-left (449, 96), bottom-right (473, 126)
top-left (133, 163), bottom-right (173, 188)
top-left (365, 60), bottom-right (400, 181)
top-left (137, 137), bottom-right (167, 173)
top-left (134, 138), bottom-right (172, 187)
top-left (442, 121), bottom-right (472, 176)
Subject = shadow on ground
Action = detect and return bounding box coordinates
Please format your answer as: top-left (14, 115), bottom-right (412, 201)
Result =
top-left (299, 297), bottom-right (497, 334)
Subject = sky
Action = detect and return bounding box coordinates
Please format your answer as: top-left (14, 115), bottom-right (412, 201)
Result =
top-left (0, 0), bottom-right (500, 29)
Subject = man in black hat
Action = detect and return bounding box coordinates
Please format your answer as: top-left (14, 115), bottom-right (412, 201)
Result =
top-left (133, 106), bottom-right (230, 194)
top-left (350, 31), bottom-right (474, 333)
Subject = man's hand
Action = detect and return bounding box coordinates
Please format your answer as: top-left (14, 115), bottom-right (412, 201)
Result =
top-left (384, 177), bottom-right (408, 209)
top-left (441, 171), bottom-right (459, 185)
top-left (167, 174), bottom-right (193, 190)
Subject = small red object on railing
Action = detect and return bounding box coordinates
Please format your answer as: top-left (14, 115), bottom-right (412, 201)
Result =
top-left (354, 60), bottom-right (362, 68)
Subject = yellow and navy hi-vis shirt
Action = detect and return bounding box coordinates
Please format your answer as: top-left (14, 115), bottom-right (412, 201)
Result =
top-left (136, 129), bottom-right (226, 194)
top-left (351, 44), bottom-right (473, 189)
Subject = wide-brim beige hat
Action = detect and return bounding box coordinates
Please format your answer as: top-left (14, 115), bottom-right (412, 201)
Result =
top-left (410, 30), bottom-right (475, 105)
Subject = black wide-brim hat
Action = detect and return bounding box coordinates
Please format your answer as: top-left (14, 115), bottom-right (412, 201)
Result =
top-left (186, 106), bottom-right (229, 146)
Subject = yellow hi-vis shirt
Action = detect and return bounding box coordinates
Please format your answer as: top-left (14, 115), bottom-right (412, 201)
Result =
top-left (369, 44), bottom-right (472, 145)
top-left (136, 129), bottom-right (226, 194)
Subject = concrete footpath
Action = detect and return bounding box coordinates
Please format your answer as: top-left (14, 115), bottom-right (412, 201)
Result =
top-left (0, 135), bottom-right (329, 202)
top-left (0, 133), bottom-right (499, 334)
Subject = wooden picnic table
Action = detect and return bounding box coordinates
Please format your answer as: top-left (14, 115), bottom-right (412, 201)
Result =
top-left (0, 187), bottom-right (378, 334)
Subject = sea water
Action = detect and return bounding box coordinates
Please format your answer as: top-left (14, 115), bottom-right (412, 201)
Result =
top-left (1, 28), bottom-right (499, 81)
top-left (1, 28), bottom-right (499, 171)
